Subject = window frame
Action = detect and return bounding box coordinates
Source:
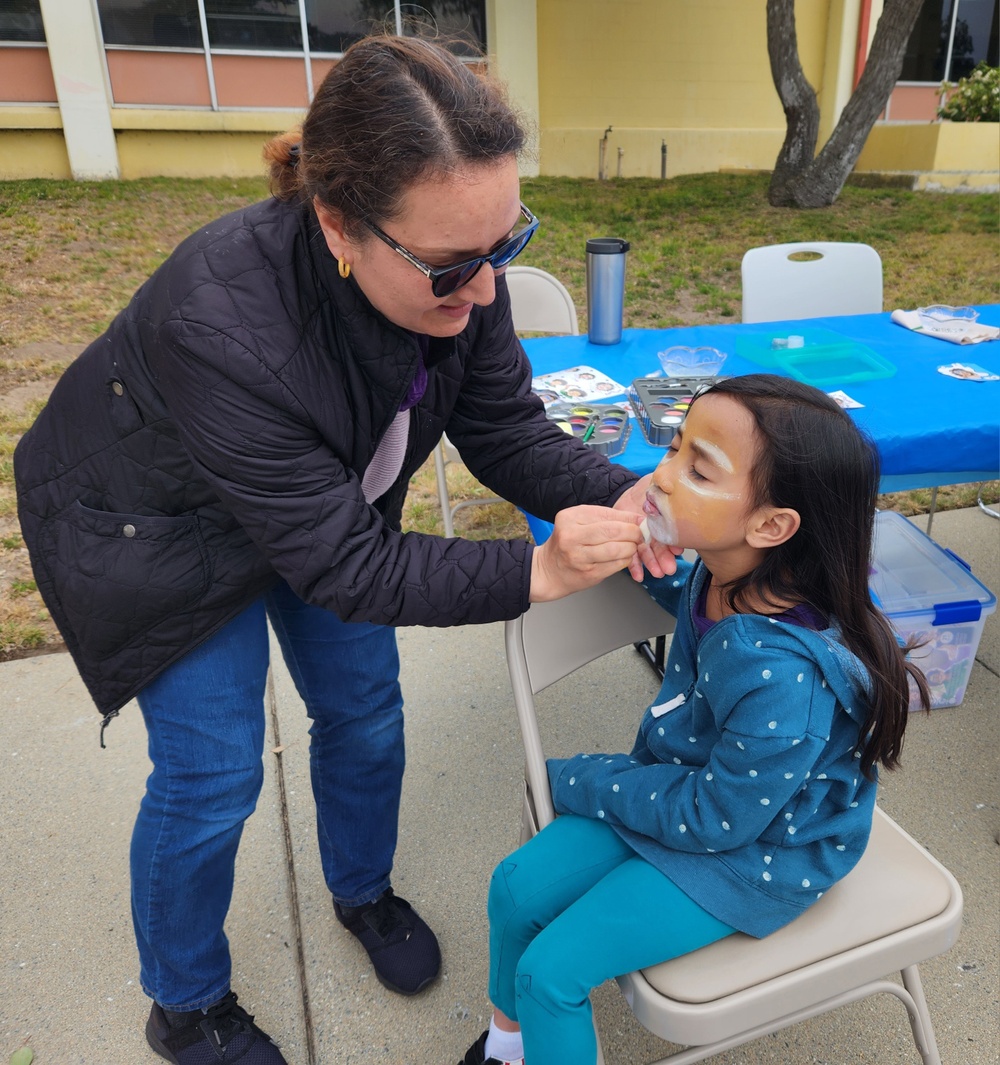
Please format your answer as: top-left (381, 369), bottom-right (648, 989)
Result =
top-left (91, 0), bottom-right (487, 110)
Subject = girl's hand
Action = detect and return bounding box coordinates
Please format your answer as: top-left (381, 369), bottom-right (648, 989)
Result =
top-left (613, 476), bottom-right (682, 582)
top-left (529, 505), bottom-right (644, 603)
top-left (627, 535), bottom-right (683, 583)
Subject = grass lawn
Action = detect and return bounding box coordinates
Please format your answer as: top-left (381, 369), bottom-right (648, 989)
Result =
top-left (0, 172), bottom-right (997, 657)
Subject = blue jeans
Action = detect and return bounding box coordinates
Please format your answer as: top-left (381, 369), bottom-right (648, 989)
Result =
top-left (130, 580), bottom-right (404, 1010)
top-left (488, 815), bottom-right (736, 1064)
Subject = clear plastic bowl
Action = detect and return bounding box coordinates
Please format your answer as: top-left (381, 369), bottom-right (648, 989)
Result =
top-left (656, 346), bottom-right (727, 378)
top-left (916, 305), bottom-right (979, 324)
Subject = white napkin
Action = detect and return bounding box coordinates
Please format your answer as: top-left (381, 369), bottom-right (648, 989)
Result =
top-left (891, 309), bottom-right (1000, 345)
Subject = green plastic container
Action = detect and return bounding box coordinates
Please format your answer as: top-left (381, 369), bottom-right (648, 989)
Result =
top-left (735, 326), bottom-right (897, 388)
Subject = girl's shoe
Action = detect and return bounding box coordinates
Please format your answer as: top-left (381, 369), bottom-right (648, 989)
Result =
top-left (146, 991), bottom-right (287, 1064)
top-left (458, 1029), bottom-right (524, 1065)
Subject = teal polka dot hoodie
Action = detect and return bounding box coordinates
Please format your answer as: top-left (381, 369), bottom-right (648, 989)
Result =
top-left (547, 559), bottom-right (877, 938)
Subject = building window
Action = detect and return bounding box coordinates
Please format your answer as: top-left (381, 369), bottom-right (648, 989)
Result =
top-left (206, 0), bottom-right (301, 50)
top-left (97, 0), bottom-right (203, 48)
top-left (95, 0), bottom-right (485, 55)
top-left (901, 0), bottom-right (999, 83)
top-left (305, 2), bottom-right (486, 57)
top-left (0, 0), bottom-right (45, 42)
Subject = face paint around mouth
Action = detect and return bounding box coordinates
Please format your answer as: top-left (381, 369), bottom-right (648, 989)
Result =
top-left (644, 495), bottom-right (679, 545)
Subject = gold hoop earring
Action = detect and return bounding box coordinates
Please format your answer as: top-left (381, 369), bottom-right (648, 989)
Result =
top-left (338, 257), bottom-right (351, 279)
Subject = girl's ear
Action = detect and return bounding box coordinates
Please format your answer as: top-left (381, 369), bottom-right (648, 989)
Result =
top-left (313, 198), bottom-right (351, 262)
top-left (747, 506), bottom-right (800, 549)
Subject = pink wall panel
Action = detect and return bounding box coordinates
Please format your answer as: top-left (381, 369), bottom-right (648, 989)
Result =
top-left (0, 47), bottom-right (57, 103)
top-left (107, 51), bottom-right (212, 107)
top-left (212, 55), bottom-right (308, 109)
top-left (887, 85), bottom-right (942, 122)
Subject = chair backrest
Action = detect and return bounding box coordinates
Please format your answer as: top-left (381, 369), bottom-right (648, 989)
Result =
top-left (741, 241), bottom-right (883, 324)
top-left (505, 265), bottom-right (580, 335)
top-left (505, 570), bottom-right (675, 829)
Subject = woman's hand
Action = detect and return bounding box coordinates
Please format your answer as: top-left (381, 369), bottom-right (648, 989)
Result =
top-left (613, 476), bottom-right (683, 582)
top-left (529, 505), bottom-right (645, 603)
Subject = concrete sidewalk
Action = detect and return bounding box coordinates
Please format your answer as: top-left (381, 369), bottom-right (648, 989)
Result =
top-left (2, 507), bottom-right (997, 1065)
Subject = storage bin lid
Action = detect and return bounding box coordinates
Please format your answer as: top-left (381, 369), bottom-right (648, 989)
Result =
top-left (869, 511), bottom-right (997, 625)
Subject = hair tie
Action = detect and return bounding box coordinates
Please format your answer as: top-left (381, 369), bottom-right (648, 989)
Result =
top-left (338, 257), bottom-right (351, 279)
top-left (288, 142), bottom-right (301, 168)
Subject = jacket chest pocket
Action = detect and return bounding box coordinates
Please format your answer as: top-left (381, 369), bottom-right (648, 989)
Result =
top-left (38, 501), bottom-right (211, 661)
top-left (107, 377), bottom-right (145, 436)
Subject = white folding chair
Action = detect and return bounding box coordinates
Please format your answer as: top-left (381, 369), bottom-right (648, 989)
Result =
top-left (434, 267), bottom-right (580, 537)
top-left (504, 265), bottom-right (580, 335)
top-left (740, 241), bottom-right (883, 324)
top-left (505, 571), bottom-right (964, 1065)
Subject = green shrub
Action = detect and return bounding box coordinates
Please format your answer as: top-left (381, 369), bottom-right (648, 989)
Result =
top-left (938, 62), bottom-right (1000, 122)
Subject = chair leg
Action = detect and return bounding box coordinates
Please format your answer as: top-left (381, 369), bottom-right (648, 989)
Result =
top-left (627, 976), bottom-right (943, 1065)
top-left (901, 965), bottom-right (943, 1065)
top-left (434, 441), bottom-right (455, 538)
top-left (926, 485), bottom-right (939, 536)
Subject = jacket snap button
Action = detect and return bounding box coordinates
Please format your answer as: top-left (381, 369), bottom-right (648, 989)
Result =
top-left (112, 381), bottom-right (124, 396)
top-left (122, 524), bottom-right (136, 538)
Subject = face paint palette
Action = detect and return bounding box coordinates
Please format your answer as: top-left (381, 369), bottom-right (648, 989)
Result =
top-left (545, 403), bottom-right (631, 457)
top-left (627, 377), bottom-right (712, 447)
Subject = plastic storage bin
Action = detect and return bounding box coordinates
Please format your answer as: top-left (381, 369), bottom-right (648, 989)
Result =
top-left (734, 326), bottom-right (896, 387)
top-left (869, 510), bottom-right (997, 710)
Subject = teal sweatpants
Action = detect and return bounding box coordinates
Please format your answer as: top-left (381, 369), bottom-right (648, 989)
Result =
top-left (487, 814), bottom-right (735, 1064)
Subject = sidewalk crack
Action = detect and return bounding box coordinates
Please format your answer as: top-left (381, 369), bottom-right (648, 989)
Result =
top-left (267, 666), bottom-right (318, 1065)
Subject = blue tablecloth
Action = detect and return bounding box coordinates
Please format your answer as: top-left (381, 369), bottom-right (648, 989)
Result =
top-left (520, 307), bottom-right (1000, 542)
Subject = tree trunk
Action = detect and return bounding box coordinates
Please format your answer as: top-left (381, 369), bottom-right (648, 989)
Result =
top-left (767, 0), bottom-right (926, 208)
top-left (766, 0), bottom-right (820, 206)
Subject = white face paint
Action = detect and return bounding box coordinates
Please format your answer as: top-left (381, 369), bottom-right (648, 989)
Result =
top-left (644, 499), bottom-right (678, 545)
top-left (678, 468), bottom-right (741, 501)
top-left (691, 437), bottom-right (734, 473)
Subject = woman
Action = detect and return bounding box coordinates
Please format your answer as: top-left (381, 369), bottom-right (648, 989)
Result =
top-left (14, 35), bottom-right (669, 1065)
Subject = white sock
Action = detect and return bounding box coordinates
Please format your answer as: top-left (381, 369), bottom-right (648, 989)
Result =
top-left (484, 1017), bottom-right (524, 1063)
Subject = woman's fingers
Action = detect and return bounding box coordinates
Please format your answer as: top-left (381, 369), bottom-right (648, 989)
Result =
top-left (529, 506), bottom-right (645, 602)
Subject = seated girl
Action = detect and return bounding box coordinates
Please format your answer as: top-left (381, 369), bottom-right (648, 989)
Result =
top-left (460, 373), bottom-right (929, 1065)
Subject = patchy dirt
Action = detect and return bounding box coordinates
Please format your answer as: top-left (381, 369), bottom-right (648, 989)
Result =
top-left (0, 343), bottom-right (81, 662)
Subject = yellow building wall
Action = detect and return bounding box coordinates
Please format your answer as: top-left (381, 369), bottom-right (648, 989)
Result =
top-left (0, 109), bottom-right (71, 179)
top-left (2, 0), bottom-right (995, 186)
top-left (112, 109), bottom-right (300, 180)
top-left (535, 0), bottom-right (832, 177)
top-left (858, 122), bottom-right (1000, 188)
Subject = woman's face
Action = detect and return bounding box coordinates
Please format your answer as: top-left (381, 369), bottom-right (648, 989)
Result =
top-left (317, 156), bottom-right (522, 337)
top-left (642, 393), bottom-right (761, 553)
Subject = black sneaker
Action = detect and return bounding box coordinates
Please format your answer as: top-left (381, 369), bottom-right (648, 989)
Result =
top-left (145, 991), bottom-right (287, 1064)
top-left (458, 1030), bottom-right (523, 1065)
top-left (334, 887), bottom-right (441, 996)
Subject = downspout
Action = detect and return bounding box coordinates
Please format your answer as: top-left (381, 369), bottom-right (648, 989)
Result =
top-left (853, 0), bottom-right (873, 88)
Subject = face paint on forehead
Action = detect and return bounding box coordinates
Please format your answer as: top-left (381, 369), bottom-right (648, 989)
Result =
top-left (691, 437), bottom-right (735, 474)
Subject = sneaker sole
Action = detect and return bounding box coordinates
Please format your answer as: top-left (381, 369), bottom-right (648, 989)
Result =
top-left (372, 965), bottom-right (440, 997)
top-left (145, 1016), bottom-right (181, 1064)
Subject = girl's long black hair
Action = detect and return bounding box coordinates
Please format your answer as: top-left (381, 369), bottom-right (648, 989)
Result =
top-left (695, 374), bottom-right (929, 777)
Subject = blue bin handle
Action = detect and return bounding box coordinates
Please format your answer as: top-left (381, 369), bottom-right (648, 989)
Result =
top-left (943, 547), bottom-right (972, 573)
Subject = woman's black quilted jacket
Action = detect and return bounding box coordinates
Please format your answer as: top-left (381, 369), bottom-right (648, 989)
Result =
top-left (14, 197), bottom-right (637, 715)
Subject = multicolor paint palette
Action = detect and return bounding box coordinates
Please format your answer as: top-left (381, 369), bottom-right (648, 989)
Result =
top-left (545, 403), bottom-right (631, 457)
top-left (628, 377), bottom-right (707, 446)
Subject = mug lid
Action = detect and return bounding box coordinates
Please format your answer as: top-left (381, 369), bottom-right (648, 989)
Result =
top-left (586, 237), bottom-right (630, 254)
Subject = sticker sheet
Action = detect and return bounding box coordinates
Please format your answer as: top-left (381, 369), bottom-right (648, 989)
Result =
top-left (531, 365), bottom-right (627, 406)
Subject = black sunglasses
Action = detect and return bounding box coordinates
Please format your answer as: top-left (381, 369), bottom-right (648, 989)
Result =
top-left (364, 203), bottom-right (539, 298)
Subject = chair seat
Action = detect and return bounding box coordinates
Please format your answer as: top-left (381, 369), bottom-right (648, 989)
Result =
top-left (639, 807), bottom-right (953, 1004)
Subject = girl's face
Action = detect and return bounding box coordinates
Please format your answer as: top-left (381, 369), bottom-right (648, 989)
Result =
top-left (643, 393), bottom-right (762, 553)
top-left (316, 157), bottom-right (522, 337)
